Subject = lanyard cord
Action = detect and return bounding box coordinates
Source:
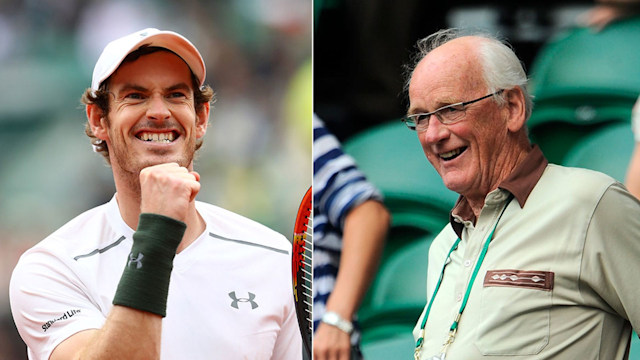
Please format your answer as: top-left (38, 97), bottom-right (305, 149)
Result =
top-left (414, 195), bottom-right (513, 358)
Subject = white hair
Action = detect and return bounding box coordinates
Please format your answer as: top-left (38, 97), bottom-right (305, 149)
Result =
top-left (404, 28), bottom-right (533, 120)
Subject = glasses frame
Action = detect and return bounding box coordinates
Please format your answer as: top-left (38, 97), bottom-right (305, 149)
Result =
top-left (402, 89), bottom-right (505, 132)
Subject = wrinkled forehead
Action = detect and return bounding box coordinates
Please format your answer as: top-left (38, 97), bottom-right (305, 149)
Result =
top-left (410, 37), bottom-right (487, 97)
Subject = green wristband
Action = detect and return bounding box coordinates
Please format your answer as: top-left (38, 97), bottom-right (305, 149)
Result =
top-left (112, 213), bottom-right (186, 317)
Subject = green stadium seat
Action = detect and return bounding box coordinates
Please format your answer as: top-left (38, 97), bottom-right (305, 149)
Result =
top-left (359, 235), bottom-right (432, 336)
top-left (528, 121), bottom-right (609, 166)
top-left (527, 16), bottom-right (640, 164)
top-left (361, 328), bottom-right (415, 359)
top-left (562, 122), bottom-right (634, 182)
top-left (368, 236), bottom-right (432, 309)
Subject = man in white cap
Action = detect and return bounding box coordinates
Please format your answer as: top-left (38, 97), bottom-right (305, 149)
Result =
top-left (10, 28), bottom-right (302, 360)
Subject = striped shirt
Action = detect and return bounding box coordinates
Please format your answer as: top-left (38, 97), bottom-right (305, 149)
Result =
top-left (313, 115), bottom-right (383, 345)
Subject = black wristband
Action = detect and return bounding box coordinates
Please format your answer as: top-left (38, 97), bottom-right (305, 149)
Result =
top-left (112, 213), bottom-right (186, 317)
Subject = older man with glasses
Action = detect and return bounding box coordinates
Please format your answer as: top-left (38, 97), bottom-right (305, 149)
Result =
top-left (403, 28), bottom-right (640, 360)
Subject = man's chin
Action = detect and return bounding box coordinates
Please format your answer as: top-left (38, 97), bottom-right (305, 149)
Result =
top-left (110, 146), bottom-right (196, 174)
top-left (441, 176), bottom-right (468, 195)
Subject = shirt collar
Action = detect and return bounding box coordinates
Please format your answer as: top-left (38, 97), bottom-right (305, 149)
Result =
top-left (450, 145), bottom-right (548, 237)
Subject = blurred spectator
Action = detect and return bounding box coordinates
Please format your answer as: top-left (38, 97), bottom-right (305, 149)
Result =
top-left (578, 0), bottom-right (640, 30)
top-left (313, 115), bottom-right (389, 360)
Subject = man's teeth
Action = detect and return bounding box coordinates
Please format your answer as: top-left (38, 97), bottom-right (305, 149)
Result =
top-left (138, 132), bottom-right (175, 143)
top-left (441, 148), bottom-right (462, 160)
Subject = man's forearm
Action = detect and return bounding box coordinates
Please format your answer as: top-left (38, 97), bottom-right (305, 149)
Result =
top-left (76, 306), bottom-right (163, 360)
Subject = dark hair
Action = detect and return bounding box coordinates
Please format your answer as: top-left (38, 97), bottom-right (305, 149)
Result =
top-left (81, 46), bottom-right (215, 164)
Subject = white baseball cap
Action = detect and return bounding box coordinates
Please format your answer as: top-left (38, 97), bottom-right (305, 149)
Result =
top-left (91, 28), bottom-right (206, 92)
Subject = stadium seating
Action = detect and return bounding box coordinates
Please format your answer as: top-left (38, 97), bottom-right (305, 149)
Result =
top-left (358, 235), bottom-right (433, 348)
top-left (360, 329), bottom-right (415, 360)
top-left (562, 122), bottom-right (634, 182)
top-left (527, 16), bottom-right (640, 164)
top-left (365, 235), bottom-right (431, 312)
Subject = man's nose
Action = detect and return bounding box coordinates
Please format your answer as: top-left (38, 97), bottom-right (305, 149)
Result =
top-left (146, 94), bottom-right (171, 121)
top-left (421, 115), bottom-right (449, 145)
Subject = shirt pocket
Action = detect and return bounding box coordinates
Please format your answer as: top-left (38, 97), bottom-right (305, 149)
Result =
top-left (474, 283), bottom-right (552, 355)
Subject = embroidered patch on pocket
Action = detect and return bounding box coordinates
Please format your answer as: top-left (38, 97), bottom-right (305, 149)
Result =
top-left (484, 270), bottom-right (554, 291)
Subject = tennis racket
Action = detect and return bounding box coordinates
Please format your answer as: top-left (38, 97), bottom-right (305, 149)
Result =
top-left (292, 186), bottom-right (312, 358)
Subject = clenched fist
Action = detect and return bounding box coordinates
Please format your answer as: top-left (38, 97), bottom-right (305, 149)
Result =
top-left (139, 163), bottom-right (201, 222)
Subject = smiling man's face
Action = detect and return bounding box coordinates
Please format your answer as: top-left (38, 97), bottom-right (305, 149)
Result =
top-left (100, 50), bottom-right (208, 175)
top-left (408, 37), bottom-right (509, 198)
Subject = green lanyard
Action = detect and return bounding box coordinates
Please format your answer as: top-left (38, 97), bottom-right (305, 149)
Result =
top-left (414, 195), bottom-right (513, 360)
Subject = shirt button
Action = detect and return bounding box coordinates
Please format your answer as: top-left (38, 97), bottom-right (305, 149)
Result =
top-left (464, 260), bottom-right (472, 267)
top-left (456, 293), bottom-right (463, 302)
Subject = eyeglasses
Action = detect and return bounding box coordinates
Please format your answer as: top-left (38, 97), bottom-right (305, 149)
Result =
top-left (402, 90), bottom-right (504, 132)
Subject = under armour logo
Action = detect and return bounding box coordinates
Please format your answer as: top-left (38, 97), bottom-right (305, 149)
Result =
top-left (128, 252), bottom-right (144, 269)
top-left (228, 291), bottom-right (258, 310)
